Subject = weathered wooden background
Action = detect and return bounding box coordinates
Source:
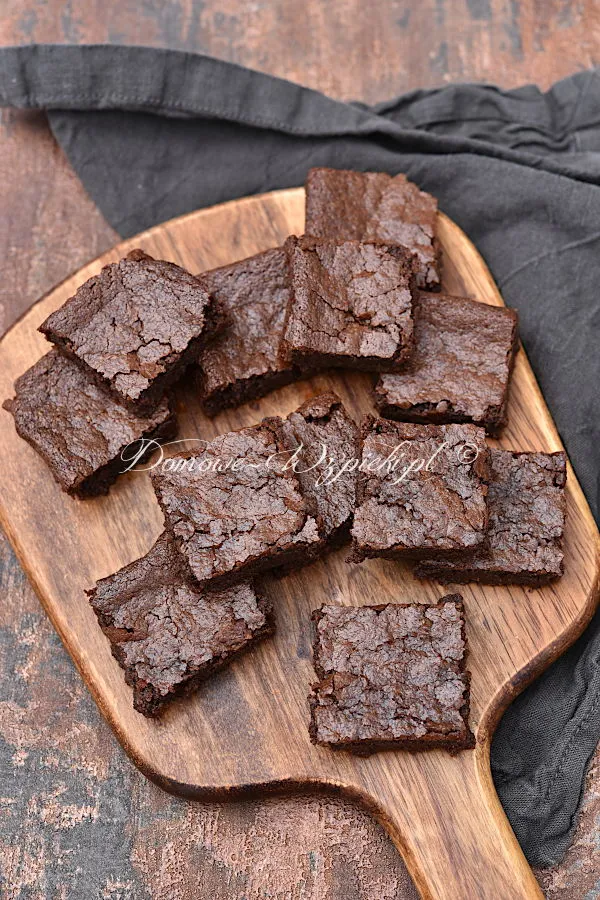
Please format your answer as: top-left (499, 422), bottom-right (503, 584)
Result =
top-left (1, 2), bottom-right (599, 897)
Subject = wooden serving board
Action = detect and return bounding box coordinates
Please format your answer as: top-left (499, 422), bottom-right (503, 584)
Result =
top-left (0, 188), bottom-right (598, 899)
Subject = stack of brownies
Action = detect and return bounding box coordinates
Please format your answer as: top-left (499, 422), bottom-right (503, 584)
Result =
top-left (4, 168), bottom-right (567, 754)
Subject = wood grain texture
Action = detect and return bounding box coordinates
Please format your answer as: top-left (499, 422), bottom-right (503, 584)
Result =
top-left (0, 188), bottom-right (597, 899)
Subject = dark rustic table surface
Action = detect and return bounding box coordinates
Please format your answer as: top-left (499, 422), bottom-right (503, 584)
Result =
top-left (1, 3), bottom-right (599, 898)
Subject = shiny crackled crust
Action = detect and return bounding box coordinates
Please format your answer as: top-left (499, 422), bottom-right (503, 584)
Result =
top-left (415, 449), bottom-right (567, 586)
top-left (197, 247), bottom-right (300, 416)
top-left (374, 293), bottom-right (519, 434)
top-left (350, 419), bottom-right (490, 561)
top-left (305, 167), bottom-right (441, 291)
top-left (277, 392), bottom-right (360, 549)
top-left (40, 249), bottom-right (224, 413)
top-left (3, 350), bottom-right (176, 499)
top-left (88, 531), bottom-right (273, 716)
top-left (150, 419), bottom-right (322, 588)
top-left (308, 598), bottom-right (473, 754)
top-left (280, 236), bottom-right (416, 373)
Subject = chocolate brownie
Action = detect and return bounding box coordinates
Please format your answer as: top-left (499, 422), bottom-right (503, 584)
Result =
top-left (88, 531), bottom-right (273, 716)
top-left (150, 419), bottom-right (322, 587)
top-left (197, 247), bottom-right (300, 415)
top-left (374, 293), bottom-right (518, 434)
top-left (308, 597), bottom-right (473, 754)
top-left (3, 350), bottom-right (176, 499)
top-left (280, 236), bottom-right (416, 373)
top-left (39, 249), bottom-right (224, 413)
top-left (277, 393), bottom-right (360, 550)
top-left (350, 419), bottom-right (490, 562)
top-left (304, 167), bottom-right (441, 291)
top-left (415, 450), bottom-right (567, 586)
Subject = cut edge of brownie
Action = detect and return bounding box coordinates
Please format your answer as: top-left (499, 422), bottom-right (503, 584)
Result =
top-left (197, 364), bottom-right (300, 418)
top-left (374, 300), bottom-right (519, 434)
top-left (308, 596), bottom-right (475, 755)
top-left (414, 561), bottom-right (563, 588)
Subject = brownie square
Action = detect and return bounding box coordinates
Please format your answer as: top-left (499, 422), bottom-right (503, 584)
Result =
top-left (350, 419), bottom-right (490, 562)
top-left (88, 531), bottom-right (273, 716)
top-left (39, 249), bottom-right (223, 413)
top-left (277, 392), bottom-right (360, 551)
top-left (280, 236), bottom-right (416, 373)
top-left (197, 247), bottom-right (300, 416)
top-left (374, 293), bottom-right (518, 434)
top-left (150, 419), bottom-right (322, 587)
top-left (415, 450), bottom-right (567, 586)
top-left (309, 597), bottom-right (473, 754)
top-left (305, 167), bottom-right (441, 291)
top-left (2, 350), bottom-right (176, 499)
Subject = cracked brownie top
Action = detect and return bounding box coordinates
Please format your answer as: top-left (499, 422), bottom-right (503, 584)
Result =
top-left (309, 598), bottom-right (473, 752)
top-left (2, 349), bottom-right (175, 498)
top-left (351, 418), bottom-right (490, 561)
top-left (277, 392), bottom-right (360, 546)
top-left (280, 235), bottom-right (416, 372)
top-left (374, 292), bottom-right (518, 433)
top-left (88, 530), bottom-right (273, 716)
top-left (150, 419), bottom-right (322, 587)
top-left (415, 449), bottom-right (567, 585)
top-left (39, 249), bottom-right (220, 412)
top-left (304, 167), bottom-right (441, 291)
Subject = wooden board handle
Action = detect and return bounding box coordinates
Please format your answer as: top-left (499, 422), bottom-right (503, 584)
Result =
top-left (354, 744), bottom-right (543, 900)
